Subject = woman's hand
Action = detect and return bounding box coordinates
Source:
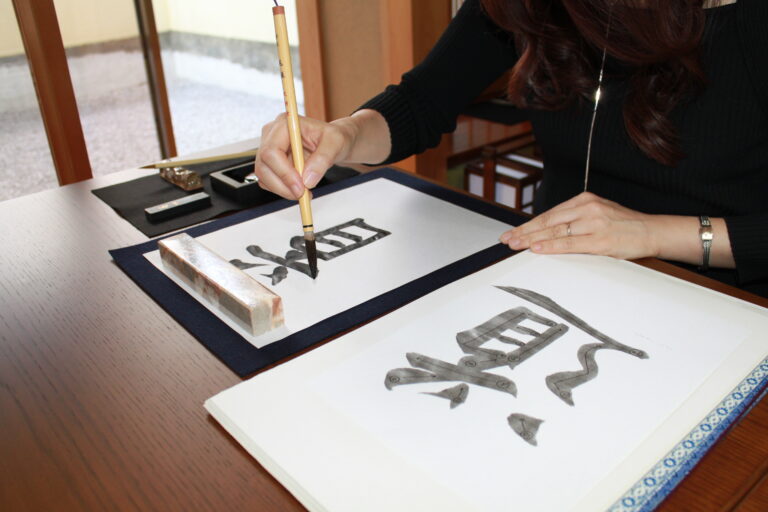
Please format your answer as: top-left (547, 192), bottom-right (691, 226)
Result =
top-left (254, 109), bottom-right (391, 200)
top-left (500, 192), bottom-right (662, 260)
top-left (255, 114), bottom-right (355, 199)
top-left (499, 191), bottom-right (735, 267)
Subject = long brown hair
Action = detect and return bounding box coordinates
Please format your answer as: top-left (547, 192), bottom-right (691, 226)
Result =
top-left (480, 0), bottom-right (707, 166)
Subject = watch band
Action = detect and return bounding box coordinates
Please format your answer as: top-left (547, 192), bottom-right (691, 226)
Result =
top-left (698, 215), bottom-right (713, 272)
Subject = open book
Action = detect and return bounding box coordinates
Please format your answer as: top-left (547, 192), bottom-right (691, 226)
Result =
top-left (205, 251), bottom-right (768, 512)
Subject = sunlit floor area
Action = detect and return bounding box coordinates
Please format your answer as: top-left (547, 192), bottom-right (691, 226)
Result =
top-left (0, 48), bottom-right (300, 202)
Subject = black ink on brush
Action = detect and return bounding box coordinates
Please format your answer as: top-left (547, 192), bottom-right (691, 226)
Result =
top-left (304, 233), bottom-right (318, 279)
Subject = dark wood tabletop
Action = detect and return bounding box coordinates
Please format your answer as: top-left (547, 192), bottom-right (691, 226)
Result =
top-left (1, 164), bottom-right (766, 511)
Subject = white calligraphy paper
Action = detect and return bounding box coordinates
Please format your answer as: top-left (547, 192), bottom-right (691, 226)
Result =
top-left (206, 252), bottom-right (768, 512)
top-left (145, 178), bottom-right (512, 347)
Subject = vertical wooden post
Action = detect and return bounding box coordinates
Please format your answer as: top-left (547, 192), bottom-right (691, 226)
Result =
top-left (11, 0), bottom-right (92, 185)
top-left (296, 0), bottom-right (328, 122)
top-left (379, 0), bottom-right (451, 181)
top-left (135, 0), bottom-right (177, 158)
top-left (380, 0), bottom-right (414, 86)
top-left (481, 145), bottom-right (496, 201)
top-left (379, 0), bottom-right (416, 173)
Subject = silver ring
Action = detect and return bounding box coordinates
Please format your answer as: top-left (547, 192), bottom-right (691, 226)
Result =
top-left (566, 223), bottom-right (572, 237)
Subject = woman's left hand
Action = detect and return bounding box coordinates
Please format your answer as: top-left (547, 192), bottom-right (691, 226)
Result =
top-left (499, 192), bottom-right (661, 260)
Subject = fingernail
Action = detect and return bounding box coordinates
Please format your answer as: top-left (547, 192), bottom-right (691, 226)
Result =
top-left (303, 170), bottom-right (320, 188)
top-left (531, 243), bottom-right (542, 252)
top-left (291, 183), bottom-right (304, 199)
top-left (508, 238), bottom-right (521, 248)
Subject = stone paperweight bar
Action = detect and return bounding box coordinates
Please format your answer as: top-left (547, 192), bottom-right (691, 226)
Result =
top-left (159, 233), bottom-right (284, 336)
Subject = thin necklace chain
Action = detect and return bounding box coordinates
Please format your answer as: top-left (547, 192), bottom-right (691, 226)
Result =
top-left (583, 8), bottom-right (614, 192)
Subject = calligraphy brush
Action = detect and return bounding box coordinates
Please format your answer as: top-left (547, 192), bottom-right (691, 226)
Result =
top-left (272, 0), bottom-right (318, 278)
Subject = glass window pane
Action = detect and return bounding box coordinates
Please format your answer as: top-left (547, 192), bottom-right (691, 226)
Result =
top-left (0, 0), bottom-right (58, 202)
top-left (154, 0), bottom-right (302, 154)
top-left (55, 0), bottom-right (161, 176)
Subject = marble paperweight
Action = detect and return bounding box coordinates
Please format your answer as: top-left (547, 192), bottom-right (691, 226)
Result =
top-left (158, 233), bottom-right (284, 336)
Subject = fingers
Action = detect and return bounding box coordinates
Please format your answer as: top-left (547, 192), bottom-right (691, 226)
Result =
top-left (302, 125), bottom-right (348, 188)
top-left (257, 149), bottom-right (306, 199)
top-left (254, 114), bottom-right (351, 199)
top-left (500, 206), bottom-right (581, 249)
top-left (500, 192), bottom-right (611, 245)
top-left (529, 233), bottom-right (601, 255)
top-left (525, 218), bottom-right (602, 254)
top-left (519, 221), bottom-right (575, 246)
top-left (254, 114), bottom-right (305, 199)
top-left (498, 192), bottom-right (657, 260)
top-left (500, 216), bottom-right (604, 256)
top-left (503, 192), bottom-right (600, 238)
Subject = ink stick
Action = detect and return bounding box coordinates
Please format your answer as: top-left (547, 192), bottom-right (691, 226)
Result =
top-left (144, 192), bottom-right (211, 223)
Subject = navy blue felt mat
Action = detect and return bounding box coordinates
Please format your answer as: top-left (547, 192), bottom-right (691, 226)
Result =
top-left (110, 168), bottom-right (527, 377)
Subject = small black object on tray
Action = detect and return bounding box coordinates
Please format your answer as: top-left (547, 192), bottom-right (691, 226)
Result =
top-left (210, 165), bottom-right (266, 203)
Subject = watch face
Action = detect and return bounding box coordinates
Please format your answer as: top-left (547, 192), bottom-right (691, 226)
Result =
top-left (702, 232), bottom-right (714, 241)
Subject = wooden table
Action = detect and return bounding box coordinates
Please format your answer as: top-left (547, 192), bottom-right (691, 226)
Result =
top-left (1, 159), bottom-right (766, 511)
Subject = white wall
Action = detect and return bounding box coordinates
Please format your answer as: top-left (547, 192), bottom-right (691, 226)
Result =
top-left (0, 0), bottom-right (26, 58)
top-left (156, 0), bottom-right (298, 44)
top-left (54, 0), bottom-right (141, 47)
top-left (0, 0), bottom-right (298, 58)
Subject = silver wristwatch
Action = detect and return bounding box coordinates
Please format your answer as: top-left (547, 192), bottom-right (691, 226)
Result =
top-left (699, 215), bottom-right (713, 272)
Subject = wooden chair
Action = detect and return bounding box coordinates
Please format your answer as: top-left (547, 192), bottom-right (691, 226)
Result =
top-left (464, 131), bottom-right (543, 215)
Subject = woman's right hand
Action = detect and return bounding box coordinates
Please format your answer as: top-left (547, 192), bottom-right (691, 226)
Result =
top-left (254, 114), bottom-right (356, 199)
top-left (254, 109), bottom-right (392, 199)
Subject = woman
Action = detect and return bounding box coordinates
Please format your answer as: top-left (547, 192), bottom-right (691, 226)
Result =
top-left (255, 0), bottom-right (768, 298)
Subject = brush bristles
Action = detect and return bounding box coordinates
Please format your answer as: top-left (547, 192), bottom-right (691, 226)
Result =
top-left (304, 233), bottom-right (318, 279)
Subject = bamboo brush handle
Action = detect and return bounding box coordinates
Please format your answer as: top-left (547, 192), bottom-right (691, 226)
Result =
top-left (273, 6), bottom-right (313, 232)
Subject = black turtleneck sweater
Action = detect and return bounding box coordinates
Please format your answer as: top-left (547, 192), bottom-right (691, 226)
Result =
top-left (361, 0), bottom-right (768, 298)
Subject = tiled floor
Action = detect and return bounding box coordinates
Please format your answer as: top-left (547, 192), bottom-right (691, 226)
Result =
top-left (0, 49), bottom-right (300, 202)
